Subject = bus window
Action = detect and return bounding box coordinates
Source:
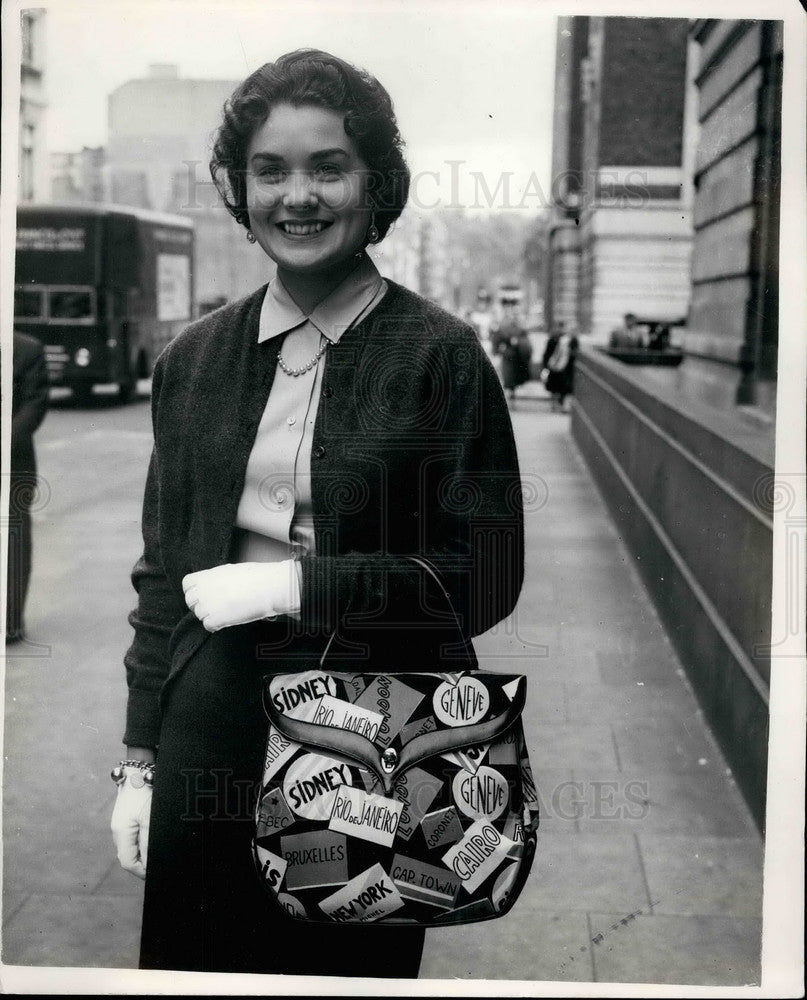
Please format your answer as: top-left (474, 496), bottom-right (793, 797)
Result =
top-left (49, 288), bottom-right (94, 321)
top-left (14, 287), bottom-right (44, 320)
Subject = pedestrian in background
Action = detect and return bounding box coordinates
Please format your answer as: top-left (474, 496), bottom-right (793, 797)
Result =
top-left (541, 324), bottom-right (578, 412)
top-left (5, 331), bottom-right (49, 643)
top-left (492, 307), bottom-right (532, 404)
top-left (110, 48), bottom-right (524, 977)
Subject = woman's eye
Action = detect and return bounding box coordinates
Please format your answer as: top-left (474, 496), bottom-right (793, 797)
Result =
top-left (257, 168), bottom-right (285, 182)
top-left (315, 163), bottom-right (341, 178)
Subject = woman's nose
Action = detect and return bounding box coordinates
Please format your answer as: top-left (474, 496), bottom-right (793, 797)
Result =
top-left (282, 173), bottom-right (317, 209)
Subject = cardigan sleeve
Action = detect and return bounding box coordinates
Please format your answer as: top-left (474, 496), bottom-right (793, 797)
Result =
top-left (122, 353), bottom-right (188, 749)
top-left (298, 334), bottom-right (524, 646)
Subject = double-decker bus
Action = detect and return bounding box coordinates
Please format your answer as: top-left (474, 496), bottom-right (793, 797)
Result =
top-left (14, 203), bottom-right (194, 402)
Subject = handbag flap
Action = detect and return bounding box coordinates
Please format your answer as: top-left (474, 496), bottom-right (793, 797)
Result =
top-left (263, 670), bottom-right (527, 793)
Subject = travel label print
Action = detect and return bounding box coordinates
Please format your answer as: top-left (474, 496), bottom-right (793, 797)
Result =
top-left (280, 829), bottom-right (349, 891)
top-left (393, 766), bottom-right (442, 840)
top-left (329, 785), bottom-right (404, 847)
top-left (441, 818), bottom-right (515, 894)
top-left (433, 676), bottom-right (490, 726)
top-left (254, 670), bottom-right (539, 925)
top-left (256, 786), bottom-right (295, 835)
top-left (318, 864), bottom-right (405, 923)
top-left (453, 766), bottom-right (510, 822)
top-left (311, 694), bottom-right (384, 742)
top-left (282, 753), bottom-right (353, 821)
top-left (263, 725), bottom-right (297, 779)
top-left (269, 670), bottom-right (338, 718)
top-left (354, 675), bottom-right (425, 747)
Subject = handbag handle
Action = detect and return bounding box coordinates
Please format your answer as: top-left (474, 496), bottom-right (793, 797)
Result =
top-left (319, 554), bottom-right (477, 670)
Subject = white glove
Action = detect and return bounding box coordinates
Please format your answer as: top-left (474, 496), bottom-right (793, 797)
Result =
top-left (111, 778), bottom-right (152, 880)
top-left (182, 560), bottom-right (301, 632)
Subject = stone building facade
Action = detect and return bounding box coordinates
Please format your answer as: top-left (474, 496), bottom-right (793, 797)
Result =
top-left (50, 146), bottom-right (106, 203)
top-left (563, 16), bottom-right (783, 826)
top-left (18, 9), bottom-right (48, 204)
top-left (547, 16), bottom-right (694, 340)
top-left (685, 19), bottom-right (782, 407)
top-left (106, 65), bottom-right (270, 307)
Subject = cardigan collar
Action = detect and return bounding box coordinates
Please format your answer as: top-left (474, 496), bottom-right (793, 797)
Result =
top-left (258, 253), bottom-right (384, 346)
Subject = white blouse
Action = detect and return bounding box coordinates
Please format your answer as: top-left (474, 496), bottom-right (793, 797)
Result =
top-left (232, 255), bottom-right (387, 580)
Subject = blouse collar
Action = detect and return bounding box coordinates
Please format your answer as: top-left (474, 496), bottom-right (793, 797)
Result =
top-left (258, 253), bottom-right (383, 345)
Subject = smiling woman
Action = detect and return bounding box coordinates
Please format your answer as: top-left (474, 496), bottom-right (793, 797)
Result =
top-left (110, 48), bottom-right (524, 978)
top-left (244, 105), bottom-right (374, 304)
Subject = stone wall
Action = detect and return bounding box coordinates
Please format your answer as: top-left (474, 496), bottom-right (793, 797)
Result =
top-left (571, 348), bottom-right (772, 828)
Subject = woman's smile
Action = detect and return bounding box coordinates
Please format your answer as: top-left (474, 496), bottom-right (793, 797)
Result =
top-left (276, 220), bottom-right (333, 237)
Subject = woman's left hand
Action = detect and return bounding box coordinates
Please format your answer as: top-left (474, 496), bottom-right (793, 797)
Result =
top-left (182, 561), bottom-right (300, 632)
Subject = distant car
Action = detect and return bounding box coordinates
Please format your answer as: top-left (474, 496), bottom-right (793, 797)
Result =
top-left (604, 317), bottom-right (686, 366)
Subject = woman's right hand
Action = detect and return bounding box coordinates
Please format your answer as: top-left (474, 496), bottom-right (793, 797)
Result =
top-left (110, 769), bottom-right (153, 880)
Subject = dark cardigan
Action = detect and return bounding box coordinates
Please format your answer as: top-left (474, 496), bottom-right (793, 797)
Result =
top-left (123, 279), bottom-right (524, 749)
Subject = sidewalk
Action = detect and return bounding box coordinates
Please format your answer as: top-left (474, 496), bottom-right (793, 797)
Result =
top-left (419, 389), bottom-right (763, 986)
top-left (2, 387), bottom-right (763, 986)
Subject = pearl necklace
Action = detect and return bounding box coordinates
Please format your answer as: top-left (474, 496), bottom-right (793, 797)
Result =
top-left (277, 338), bottom-right (329, 377)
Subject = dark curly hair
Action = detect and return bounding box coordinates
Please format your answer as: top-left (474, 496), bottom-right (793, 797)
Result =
top-left (210, 49), bottom-right (410, 241)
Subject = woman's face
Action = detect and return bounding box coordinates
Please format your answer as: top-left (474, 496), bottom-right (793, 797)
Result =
top-left (245, 103), bottom-right (372, 277)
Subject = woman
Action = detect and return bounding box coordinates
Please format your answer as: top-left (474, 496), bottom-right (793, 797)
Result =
top-left (542, 324), bottom-right (577, 412)
top-left (111, 49), bottom-right (524, 977)
top-left (492, 308), bottom-right (532, 404)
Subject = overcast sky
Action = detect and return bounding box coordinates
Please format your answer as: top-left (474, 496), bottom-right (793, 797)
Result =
top-left (39, 0), bottom-right (558, 213)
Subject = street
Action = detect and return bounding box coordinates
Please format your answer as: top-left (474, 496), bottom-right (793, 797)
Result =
top-left (3, 386), bottom-right (153, 969)
top-left (2, 382), bottom-right (763, 983)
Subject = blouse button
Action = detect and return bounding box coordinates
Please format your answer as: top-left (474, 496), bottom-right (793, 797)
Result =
top-left (287, 416), bottom-right (296, 426)
top-left (322, 386), bottom-right (333, 399)
top-left (313, 445), bottom-right (326, 459)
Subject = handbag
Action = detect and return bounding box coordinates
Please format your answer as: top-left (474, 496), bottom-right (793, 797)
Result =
top-left (252, 556), bottom-right (539, 927)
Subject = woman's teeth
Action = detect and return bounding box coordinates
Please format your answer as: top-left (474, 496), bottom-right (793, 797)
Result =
top-left (281, 222), bottom-right (327, 235)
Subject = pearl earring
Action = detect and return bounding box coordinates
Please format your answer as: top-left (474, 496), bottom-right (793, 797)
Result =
top-left (366, 213), bottom-right (380, 245)
top-left (246, 230), bottom-right (257, 244)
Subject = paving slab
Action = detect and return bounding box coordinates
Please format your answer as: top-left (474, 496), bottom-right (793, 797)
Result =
top-left (588, 911), bottom-right (762, 986)
top-left (419, 908), bottom-right (596, 981)
top-left (532, 768), bottom-right (578, 835)
top-left (526, 832), bottom-right (650, 914)
top-left (566, 680), bottom-right (703, 725)
top-left (2, 893), bottom-right (141, 969)
top-left (611, 718), bottom-right (720, 775)
top-left (574, 768), bottom-right (758, 839)
top-left (637, 835), bottom-right (764, 918)
top-left (532, 721), bottom-right (620, 772)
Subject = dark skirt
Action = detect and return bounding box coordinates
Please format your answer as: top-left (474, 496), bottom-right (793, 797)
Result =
top-left (140, 621), bottom-right (425, 976)
top-left (500, 349), bottom-right (532, 390)
top-left (545, 363), bottom-right (574, 397)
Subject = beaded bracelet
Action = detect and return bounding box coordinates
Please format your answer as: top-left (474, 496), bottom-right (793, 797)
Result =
top-left (111, 759), bottom-right (156, 788)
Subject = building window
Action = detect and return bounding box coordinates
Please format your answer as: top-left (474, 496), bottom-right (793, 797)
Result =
top-left (21, 123), bottom-right (35, 201)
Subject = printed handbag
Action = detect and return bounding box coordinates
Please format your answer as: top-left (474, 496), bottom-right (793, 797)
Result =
top-left (251, 559), bottom-right (539, 927)
top-left (253, 668), bottom-right (539, 926)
